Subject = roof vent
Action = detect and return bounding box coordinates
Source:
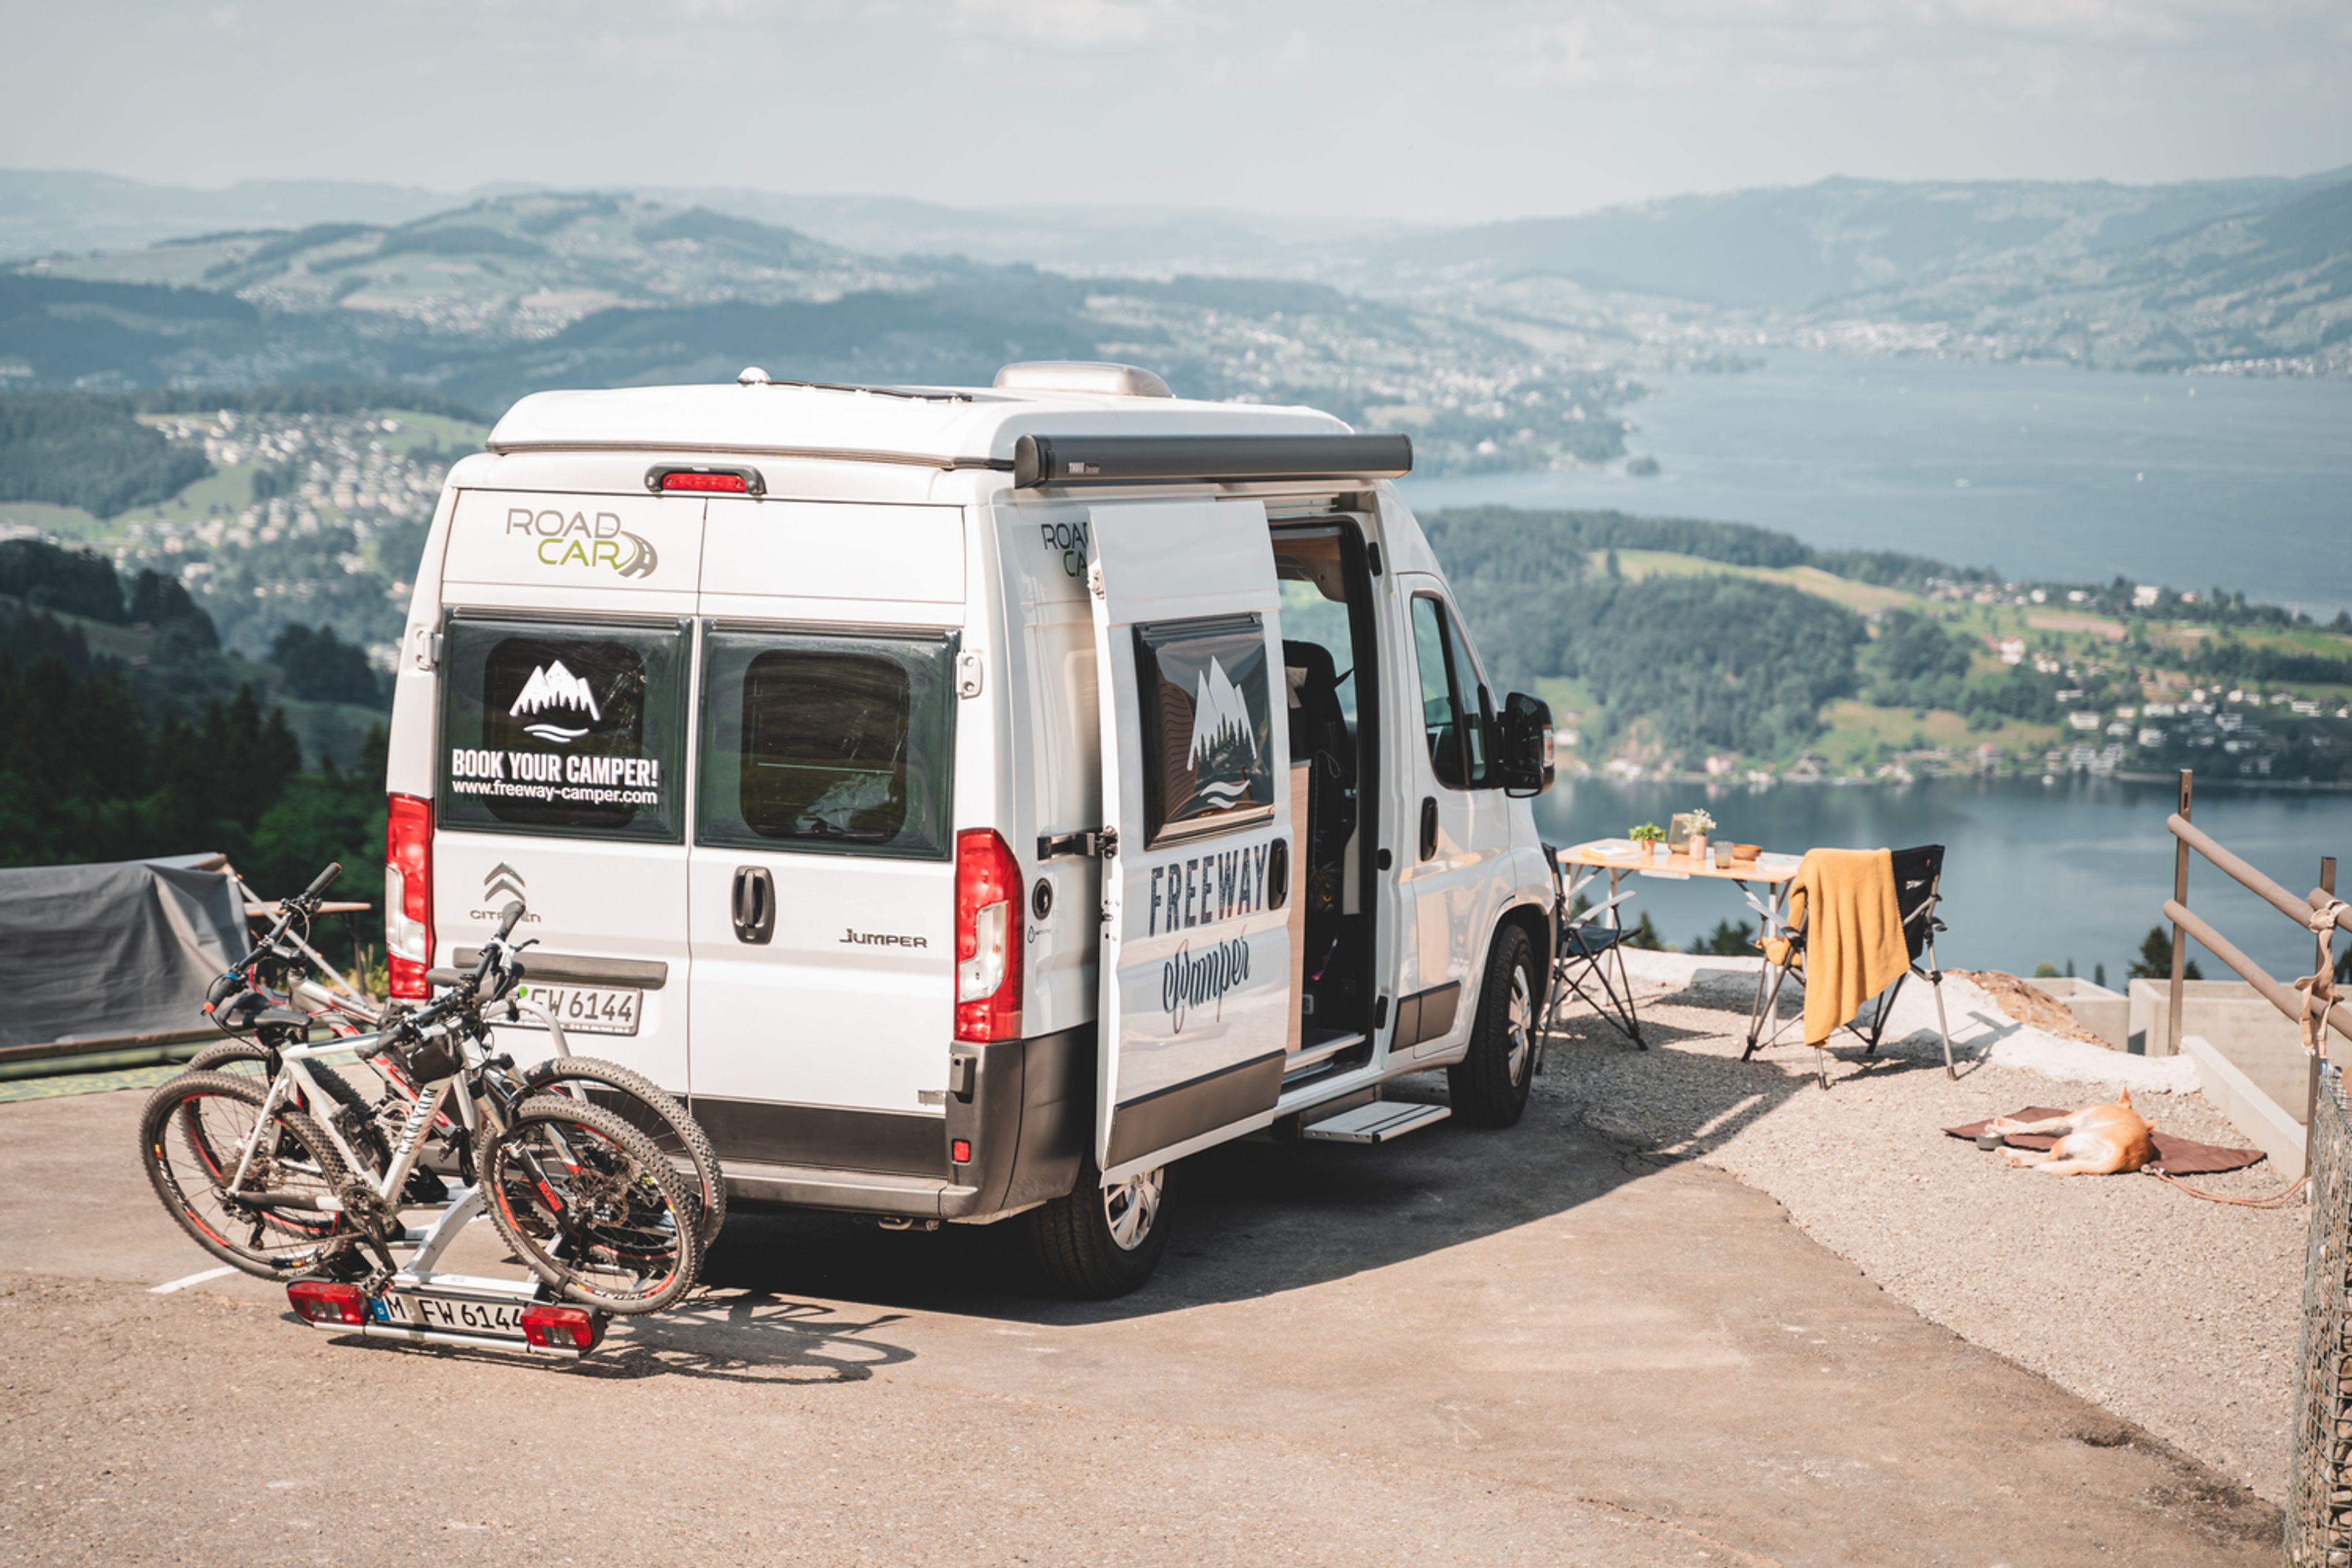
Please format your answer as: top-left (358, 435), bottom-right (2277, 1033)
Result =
top-left (992, 361), bottom-right (1172, 399)
top-left (737, 366), bottom-right (771, 386)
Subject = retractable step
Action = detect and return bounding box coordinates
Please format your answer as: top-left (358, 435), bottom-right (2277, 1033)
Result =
top-left (1299, 1099), bottom-right (1451, 1145)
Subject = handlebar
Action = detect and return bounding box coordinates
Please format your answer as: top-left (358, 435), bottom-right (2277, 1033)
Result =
top-left (303, 861), bottom-right (343, 901)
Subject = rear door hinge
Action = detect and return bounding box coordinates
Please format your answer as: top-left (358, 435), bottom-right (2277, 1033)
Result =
top-left (1037, 827), bottom-right (1115, 861)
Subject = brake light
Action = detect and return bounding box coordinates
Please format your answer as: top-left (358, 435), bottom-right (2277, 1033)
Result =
top-left (954, 829), bottom-right (1023, 1042)
top-left (287, 1280), bottom-right (367, 1325)
top-left (658, 470), bottom-right (748, 493)
top-left (519, 1303), bottom-right (600, 1351)
top-left (385, 793), bottom-right (433, 1000)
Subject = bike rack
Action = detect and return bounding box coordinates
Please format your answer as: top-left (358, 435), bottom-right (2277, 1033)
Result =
top-left (289, 1000), bottom-right (608, 1359)
top-left (288, 1186), bottom-right (609, 1359)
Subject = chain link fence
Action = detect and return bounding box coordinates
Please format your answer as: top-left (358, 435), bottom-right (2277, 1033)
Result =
top-left (2292, 1063), bottom-right (2352, 1565)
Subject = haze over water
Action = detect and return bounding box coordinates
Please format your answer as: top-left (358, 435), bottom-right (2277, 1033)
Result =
top-left (1403, 352), bottom-right (2352, 618)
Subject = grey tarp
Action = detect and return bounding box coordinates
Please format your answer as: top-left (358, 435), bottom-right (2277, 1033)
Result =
top-left (0, 853), bottom-right (247, 1049)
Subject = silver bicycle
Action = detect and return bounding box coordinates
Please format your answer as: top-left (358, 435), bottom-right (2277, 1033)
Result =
top-left (140, 903), bottom-right (705, 1343)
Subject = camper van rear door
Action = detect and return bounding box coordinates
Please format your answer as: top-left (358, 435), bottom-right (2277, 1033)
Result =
top-left (1087, 500), bottom-right (1294, 1182)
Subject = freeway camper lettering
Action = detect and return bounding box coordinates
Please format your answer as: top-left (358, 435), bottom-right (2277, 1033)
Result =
top-left (449, 747), bottom-right (662, 809)
top-left (1162, 935), bottom-right (1251, 1033)
top-left (1145, 840), bottom-right (1268, 937)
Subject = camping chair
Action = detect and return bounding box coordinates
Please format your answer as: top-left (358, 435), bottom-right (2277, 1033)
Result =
top-left (1741, 844), bottom-right (1954, 1084)
top-left (1541, 843), bottom-right (1645, 1049)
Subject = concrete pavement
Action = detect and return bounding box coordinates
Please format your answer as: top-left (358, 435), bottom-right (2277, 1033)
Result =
top-left (0, 1080), bottom-right (2283, 1566)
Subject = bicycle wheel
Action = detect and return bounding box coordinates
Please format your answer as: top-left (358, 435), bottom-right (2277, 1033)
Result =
top-left (478, 1096), bottom-right (701, 1315)
top-left (520, 1057), bottom-right (726, 1249)
top-left (138, 1071), bottom-right (354, 1281)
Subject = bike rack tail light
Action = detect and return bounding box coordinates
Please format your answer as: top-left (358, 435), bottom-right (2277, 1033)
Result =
top-left (287, 1279), bottom-right (368, 1326)
top-left (386, 793), bottom-right (433, 999)
top-left (954, 828), bottom-right (1023, 1043)
top-left (519, 1303), bottom-right (601, 1351)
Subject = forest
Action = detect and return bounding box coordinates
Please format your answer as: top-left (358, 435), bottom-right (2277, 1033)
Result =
top-left (1425, 510), bottom-right (1883, 758)
top-left (0, 539), bottom-right (385, 917)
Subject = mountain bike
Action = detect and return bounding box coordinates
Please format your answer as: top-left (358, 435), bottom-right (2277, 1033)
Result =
top-left (141, 903), bottom-right (704, 1319)
top-left (190, 862), bottom-right (724, 1248)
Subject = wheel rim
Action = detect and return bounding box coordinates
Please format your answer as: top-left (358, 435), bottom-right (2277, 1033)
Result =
top-left (1504, 965), bottom-right (1534, 1084)
top-left (1102, 1167), bottom-right (1164, 1252)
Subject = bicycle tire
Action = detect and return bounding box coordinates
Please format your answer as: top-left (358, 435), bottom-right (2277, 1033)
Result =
top-left (519, 1057), bottom-right (726, 1249)
top-left (138, 1070), bottom-right (355, 1281)
top-left (478, 1095), bottom-right (702, 1316)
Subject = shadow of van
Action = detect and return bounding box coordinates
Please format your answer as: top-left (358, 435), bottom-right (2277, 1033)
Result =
top-left (688, 1009), bottom-right (1823, 1329)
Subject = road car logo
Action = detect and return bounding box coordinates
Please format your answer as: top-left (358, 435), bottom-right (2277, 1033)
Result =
top-left (509, 660), bottom-right (601, 742)
top-left (506, 507), bottom-right (660, 578)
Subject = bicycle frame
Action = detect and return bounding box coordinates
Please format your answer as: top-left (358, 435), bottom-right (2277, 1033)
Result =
top-left (225, 1028), bottom-right (480, 1226)
top-left (221, 1025), bottom-right (612, 1357)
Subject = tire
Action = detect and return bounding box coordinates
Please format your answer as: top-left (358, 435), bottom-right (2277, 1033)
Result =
top-left (1448, 923), bottom-right (1539, 1128)
top-left (520, 1057), bottom-right (726, 1250)
top-left (479, 1096), bottom-right (702, 1316)
top-left (138, 1071), bottom-right (355, 1281)
top-left (1028, 1155), bottom-right (1178, 1300)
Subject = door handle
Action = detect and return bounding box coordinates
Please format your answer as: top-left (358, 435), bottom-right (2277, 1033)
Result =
top-left (1267, 837), bottom-right (1290, 911)
top-left (731, 865), bottom-right (775, 944)
top-left (1419, 797), bottom-right (1439, 861)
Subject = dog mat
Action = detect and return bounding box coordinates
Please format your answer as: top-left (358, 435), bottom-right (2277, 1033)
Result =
top-left (1944, 1106), bottom-right (2267, 1175)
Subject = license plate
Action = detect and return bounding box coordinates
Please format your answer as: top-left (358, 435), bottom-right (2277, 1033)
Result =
top-left (510, 982), bottom-right (641, 1037)
top-left (371, 1292), bottom-right (527, 1338)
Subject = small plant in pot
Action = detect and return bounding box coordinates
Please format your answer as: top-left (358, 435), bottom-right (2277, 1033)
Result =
top-left (1686, 809), bottom-right (1716, 864)
top-left (1630, 821), bottom-right (1665, 864)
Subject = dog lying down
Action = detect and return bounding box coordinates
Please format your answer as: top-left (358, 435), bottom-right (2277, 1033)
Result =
top-left (1990, 1090), bottom-right (2159, 1177)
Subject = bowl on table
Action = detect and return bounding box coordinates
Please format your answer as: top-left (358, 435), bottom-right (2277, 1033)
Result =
top-left (1732, 843), bottom-right (1761, 862)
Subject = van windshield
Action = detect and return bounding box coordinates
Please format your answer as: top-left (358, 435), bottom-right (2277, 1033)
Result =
top-left (697, 627), bottom-right (957, 860)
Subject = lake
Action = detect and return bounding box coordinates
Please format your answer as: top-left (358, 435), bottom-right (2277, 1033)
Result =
top-left (1400, 350), bottom-right (2352, 618)
top-left (1535, 774), bottom-right (2345, 987)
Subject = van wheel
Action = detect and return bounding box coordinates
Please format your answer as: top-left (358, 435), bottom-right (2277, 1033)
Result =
top-left (1449, 924), bottom-right (1537, 1128)
top-left (1029, 1156), bottom-right (1177, 1300)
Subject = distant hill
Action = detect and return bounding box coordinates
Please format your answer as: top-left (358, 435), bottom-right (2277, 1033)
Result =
top-left (1821, 175), bottom-right (2352, 371)
top-left (0, 169), bottom-right (470, 264)
top-left (16, 190), bottom-right (937, 336)
top-left (1357, 172), bottom-right (2351, 309)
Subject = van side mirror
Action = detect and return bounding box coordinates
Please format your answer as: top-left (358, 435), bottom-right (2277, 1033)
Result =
top-left (1495, 692), bottom-right (1555, 797)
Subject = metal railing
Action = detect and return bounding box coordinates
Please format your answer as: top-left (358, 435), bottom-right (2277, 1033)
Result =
top-left (2162, 769), bottom-right (2350, 1168)
top-left (2169, 767), bottom-right (2352, 1562)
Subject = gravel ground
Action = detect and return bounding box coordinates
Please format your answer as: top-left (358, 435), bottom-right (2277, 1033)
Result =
top-left (1540, 949), bottom-right (2305, 1504)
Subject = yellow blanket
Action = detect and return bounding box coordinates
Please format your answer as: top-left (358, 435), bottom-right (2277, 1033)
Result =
top-left (1763, 848), bottom-right (1908, 1047)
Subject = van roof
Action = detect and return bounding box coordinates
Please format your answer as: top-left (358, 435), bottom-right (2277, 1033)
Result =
top-left (487, 378), bottom-right (1355, 470)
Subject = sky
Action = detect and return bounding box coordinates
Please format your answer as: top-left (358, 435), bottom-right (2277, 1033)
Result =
top-left (5, 0), bottom-right (2350, 223)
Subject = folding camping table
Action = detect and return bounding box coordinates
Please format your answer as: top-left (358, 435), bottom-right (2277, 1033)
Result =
top-left (1551, 840), bottom-right (1804, 1042)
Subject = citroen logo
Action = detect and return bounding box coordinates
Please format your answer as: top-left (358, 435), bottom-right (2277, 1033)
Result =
top-left (483, 862), bottom-right (526, 904)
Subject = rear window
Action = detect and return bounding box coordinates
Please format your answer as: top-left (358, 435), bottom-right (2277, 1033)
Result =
top-left (437, 616), bottom-right (687, 842)
top-left (696, 627), bottom-right (957, 860)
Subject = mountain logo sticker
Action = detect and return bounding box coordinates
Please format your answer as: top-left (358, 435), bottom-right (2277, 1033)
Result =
top-left (1187, 657), bottom-right (1259, 804)
top-left (509, 660), bottom-right (602, 742)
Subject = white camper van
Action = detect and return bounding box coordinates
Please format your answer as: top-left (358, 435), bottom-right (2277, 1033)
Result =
top-left (383, 361), bottom-right (1558, 1297)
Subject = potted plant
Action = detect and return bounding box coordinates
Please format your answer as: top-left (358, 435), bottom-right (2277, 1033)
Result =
top-left (1686, 809), bottom-right (1716, 864)
top-left (1630, 821), bottom-right (1665, 864)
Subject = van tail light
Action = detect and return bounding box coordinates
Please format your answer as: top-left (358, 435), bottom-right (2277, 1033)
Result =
top-left (287, 1280), bottom-right (368, 1326)
top-left (954, 829), bottom-right (1023, 1042)
top-left (385, 793), bottom-right (434, 1000)
top-left (519, 1303), bottom-right (601, 1351)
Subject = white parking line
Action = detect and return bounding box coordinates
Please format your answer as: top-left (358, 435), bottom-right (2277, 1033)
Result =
top-left (149, 1266), bottom-right (236, 1294)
